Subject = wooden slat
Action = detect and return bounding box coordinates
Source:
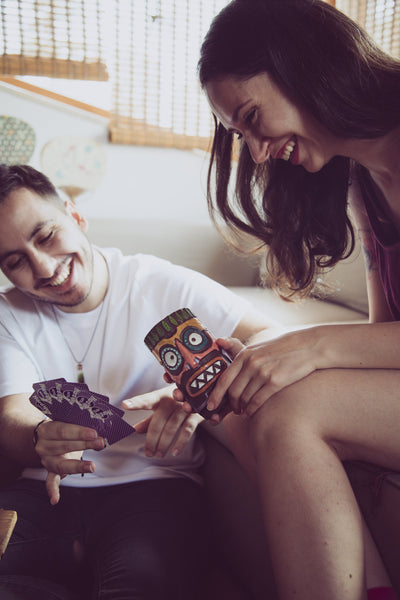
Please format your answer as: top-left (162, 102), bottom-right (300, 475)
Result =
top-left (0, 509), bottom-right (17, 558)
top-left (0, 56), bottom-right (108, 81)
top-left (0, 77), bottom-right (110, 118)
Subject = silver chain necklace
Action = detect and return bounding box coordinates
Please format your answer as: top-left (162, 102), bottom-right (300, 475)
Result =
top-left (52, 301), bottom-right (105, 383)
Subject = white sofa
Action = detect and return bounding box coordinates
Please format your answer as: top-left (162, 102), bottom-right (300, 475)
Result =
top-left (3, 218), bottom-right (399, 599)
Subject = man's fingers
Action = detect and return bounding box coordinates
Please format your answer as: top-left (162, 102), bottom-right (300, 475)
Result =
top-left (122, 385), bottom-right (176, 411)
top-left (37, 420), bottom-right (99, 442)
top-left (133, 416), bottom-right (152, 433)
top-left (170, 413), bottom-right (203, 456)
top-left (42, 453), bottom-right (95, 482)
top-left (37, 437), bottom-right (105, 457)
top-left (144, 396), bottom-right (199, 458)
top-left (46, 472), bottom-right (62, 506)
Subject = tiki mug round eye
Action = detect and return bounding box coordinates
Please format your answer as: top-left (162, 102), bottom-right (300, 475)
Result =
top-left (159, 345), bottom-right (183, 375)
top-left (181, 326), bottom-right (212, 353)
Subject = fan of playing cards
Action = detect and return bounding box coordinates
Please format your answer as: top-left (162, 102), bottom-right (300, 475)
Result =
top-left (29, 379), bottom-right (135, 446)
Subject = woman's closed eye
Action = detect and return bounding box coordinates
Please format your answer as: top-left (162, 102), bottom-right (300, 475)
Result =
top-left (244, 108), bottom-right (257, 126)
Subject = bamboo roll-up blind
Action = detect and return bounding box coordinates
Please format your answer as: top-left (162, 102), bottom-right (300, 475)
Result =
top-left (336, 0), bottom-right (400, 57)
top-left (1, 1), bottom-right (397, 151)
top-left (109, 0), bottom-right (228, 150)
top-left (0, 0), bottom-right (107, 80)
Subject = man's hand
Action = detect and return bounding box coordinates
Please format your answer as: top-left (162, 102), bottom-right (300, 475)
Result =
top-left (122, 386), bottom-right (203, 458)
top-left (33, 419), bottom-right (105, 505)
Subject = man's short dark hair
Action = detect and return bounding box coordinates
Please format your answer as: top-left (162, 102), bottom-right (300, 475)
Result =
top-left (0, 164), bottom-right (63, 206)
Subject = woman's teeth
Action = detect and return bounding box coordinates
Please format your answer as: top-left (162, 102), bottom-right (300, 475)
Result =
top-left (50, 262), bottom-right (71, 287)
top-left (282, 139), bottom-right (295, 161)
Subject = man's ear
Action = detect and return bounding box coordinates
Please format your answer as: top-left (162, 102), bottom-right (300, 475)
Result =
top-left (64, 199), bottom-right (88, 233)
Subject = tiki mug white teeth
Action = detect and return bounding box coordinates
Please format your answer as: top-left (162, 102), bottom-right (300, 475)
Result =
top-left (144, 308), bottom-right (231, 419)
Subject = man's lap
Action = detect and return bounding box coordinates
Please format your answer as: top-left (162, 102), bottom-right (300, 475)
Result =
top-left (0, 477), bottom-right (209, 600)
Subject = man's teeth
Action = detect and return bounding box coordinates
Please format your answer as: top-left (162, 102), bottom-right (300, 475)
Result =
top-left (282, 140), bottom-right (295, 161)
top-left (50, 263), bottom-right (71, 286)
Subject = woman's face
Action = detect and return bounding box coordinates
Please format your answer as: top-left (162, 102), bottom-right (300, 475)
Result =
top-left (204, 73), bottom-right (339, 173)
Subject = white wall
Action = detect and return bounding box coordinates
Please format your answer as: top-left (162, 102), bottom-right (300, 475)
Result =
top-left (0, 82), bottom-right (212, 224)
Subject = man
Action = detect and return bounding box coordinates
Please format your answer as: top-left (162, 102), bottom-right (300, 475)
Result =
top-left (0, 165), bottom-right (273, 600)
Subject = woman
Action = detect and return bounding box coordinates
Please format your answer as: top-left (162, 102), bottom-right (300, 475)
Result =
top-left (197, 0), bottom-right (400, 599)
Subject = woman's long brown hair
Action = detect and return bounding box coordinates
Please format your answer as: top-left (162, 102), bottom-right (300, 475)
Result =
top-left (199, 0), bottom-right (400, 298)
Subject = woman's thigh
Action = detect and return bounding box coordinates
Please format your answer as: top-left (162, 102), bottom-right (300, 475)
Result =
top-left (248, 368), bottom-right (400, 469)
top-left (83, 478), bottom-right (210, 600)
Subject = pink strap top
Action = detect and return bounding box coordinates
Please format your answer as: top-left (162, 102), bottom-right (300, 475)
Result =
top-left (358, 168), bottom-right (400, 321)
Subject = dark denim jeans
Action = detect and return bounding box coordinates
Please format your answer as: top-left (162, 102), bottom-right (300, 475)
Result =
top-left (0, 477), bottom-right (210, 600)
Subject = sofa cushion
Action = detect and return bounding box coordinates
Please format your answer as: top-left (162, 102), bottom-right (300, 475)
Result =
top-left (87, 218), bottom-right (260, 287)
top-left (314, 242), bottom-right (368, 315)
top-left (231, 286), bottom-right (367, 328)
top-left (259, 234), bottom-right (368, 317)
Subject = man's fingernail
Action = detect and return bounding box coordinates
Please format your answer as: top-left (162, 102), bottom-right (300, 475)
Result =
top-left (94, 438), bottom-right (105, 450)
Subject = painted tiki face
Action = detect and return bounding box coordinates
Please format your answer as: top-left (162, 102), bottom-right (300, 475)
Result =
top-left (144, 308), bottom-right (231, 418)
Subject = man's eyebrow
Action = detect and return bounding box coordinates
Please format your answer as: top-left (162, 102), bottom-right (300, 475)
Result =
top-left (0, 221), bottom-right (51, 263)
top-left (29, 221), bottom-right (51, 241)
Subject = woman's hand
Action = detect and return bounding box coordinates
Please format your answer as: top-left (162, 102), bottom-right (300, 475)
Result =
top-left (206, 327), bottom-right (322, 419)
top-left (123, 386), bottom-right (203, 458)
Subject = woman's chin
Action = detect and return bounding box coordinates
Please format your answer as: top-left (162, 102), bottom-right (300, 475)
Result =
top-left (303, 157), bottom-right (327, 173)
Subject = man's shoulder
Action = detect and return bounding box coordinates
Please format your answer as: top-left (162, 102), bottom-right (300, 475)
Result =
top-left (0, 288), bottom-right (40, 337)
top-left (101, 247), bottom-right (174, 280)
top-left (0, 286), bottom-right (35, 312)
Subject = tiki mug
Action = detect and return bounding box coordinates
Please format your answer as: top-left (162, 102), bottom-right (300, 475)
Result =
top-left (144, 308), bottom-right (231, 419)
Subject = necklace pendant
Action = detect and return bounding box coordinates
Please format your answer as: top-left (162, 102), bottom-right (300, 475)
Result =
top-left (77, 363), bottom-right (85, 384)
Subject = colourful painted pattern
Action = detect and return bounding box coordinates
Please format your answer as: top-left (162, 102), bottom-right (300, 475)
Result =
top-left (0, 116), bottom-right (36, 164)
top-left (145, 308), bottom-right (231, 418)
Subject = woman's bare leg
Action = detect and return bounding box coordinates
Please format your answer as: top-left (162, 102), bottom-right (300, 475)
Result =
top-left (224, 368), bottom-right (400, 600)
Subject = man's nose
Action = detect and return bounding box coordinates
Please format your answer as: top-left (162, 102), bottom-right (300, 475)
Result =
top-left (30, 251), bottom-right (57, 279)
top-left (175, 339), bottom-right (200, 370)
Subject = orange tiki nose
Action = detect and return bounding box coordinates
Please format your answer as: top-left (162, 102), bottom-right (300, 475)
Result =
top-left (175, 338), bottom-right (200, 369)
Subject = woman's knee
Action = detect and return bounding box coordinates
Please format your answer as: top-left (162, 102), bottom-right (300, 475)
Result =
top-left (248, 372), bottom-right (330, 457)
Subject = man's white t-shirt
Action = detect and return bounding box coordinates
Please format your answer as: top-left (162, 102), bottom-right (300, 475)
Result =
top-left (0, 248), bottom-right (250, 488)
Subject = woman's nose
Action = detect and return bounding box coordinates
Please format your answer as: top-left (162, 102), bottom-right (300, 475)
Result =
top-left (245, 135), bottom-right (270, 164)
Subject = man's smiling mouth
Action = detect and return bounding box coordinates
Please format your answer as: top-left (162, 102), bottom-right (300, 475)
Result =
top-left (49, 259), bottom-right (72, 287)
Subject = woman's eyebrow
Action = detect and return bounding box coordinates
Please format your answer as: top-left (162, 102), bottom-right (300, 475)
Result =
top-left (232, 99), bottom-right (252, 123)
